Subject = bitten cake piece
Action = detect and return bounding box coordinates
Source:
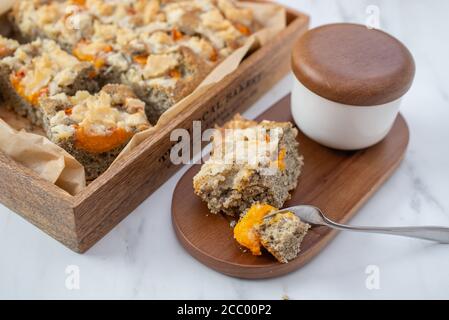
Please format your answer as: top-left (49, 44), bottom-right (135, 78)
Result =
top-left (233, 203), bottom-right (310, 263)
top-left (0, 38), bottom-right (98, 125)
top-left (193, 115), bottom-right (304, 216)
top-left (258, 211), bottom-right (310, 264)
top-left (40, 84), bottom-right (151, 180)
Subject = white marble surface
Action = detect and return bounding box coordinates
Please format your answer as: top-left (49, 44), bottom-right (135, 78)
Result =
top-left (1, 0), bottom-right (449, 300)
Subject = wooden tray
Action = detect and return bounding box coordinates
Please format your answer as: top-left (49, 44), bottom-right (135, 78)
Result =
top-left (0, 3), bottom-right (309, 253)
top-left (172, 95), bottom-right (409, 279)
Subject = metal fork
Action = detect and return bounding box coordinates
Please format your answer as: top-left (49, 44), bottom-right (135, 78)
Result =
top-left (265, 205), bottom-right (449, 243)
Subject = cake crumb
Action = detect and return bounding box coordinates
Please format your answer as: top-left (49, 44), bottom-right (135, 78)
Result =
top-left (230, 220), bottom-right (237, 228)
top-left (282, 294), bottom-right (290, 300)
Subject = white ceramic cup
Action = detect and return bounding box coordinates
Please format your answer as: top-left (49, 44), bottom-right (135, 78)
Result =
top-left (291, 79), bottom-right (401, 150)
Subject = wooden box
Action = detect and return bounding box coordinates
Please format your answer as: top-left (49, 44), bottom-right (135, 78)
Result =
top-left (0, 3), bottom-right (309, 253)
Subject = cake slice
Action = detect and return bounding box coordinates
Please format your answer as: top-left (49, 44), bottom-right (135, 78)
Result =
top-left (10, 0), bottom-right (96, 51)
top-left (193, 115), bottom-right (304, 216)
top-left (162, 0), bottom-right (258, 58)
top-left (0, 38), bottom-right (98, 125)
top-left (123, 46), bottom-right (209, 124)
top-left (40, 84), bottom-right (151, 180)
top-left (11, 0), bottom-right (131, 85)
top-left (258, 211), bottom-right (310, 264)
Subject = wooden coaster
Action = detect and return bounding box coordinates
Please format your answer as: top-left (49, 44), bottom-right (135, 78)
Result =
top-left (171, 95), bottom-right (409, 279)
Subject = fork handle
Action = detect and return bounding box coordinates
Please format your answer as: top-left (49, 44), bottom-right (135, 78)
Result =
top-left (325, 219), bottom-right (449, 244)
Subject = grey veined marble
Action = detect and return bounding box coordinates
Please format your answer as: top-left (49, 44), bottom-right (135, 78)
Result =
top-left (0, 0), bottom-right (448, 299)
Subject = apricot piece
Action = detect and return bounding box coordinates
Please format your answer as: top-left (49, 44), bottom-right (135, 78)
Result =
top-left (234, 204), bottom-right (277, 255)
top-left (75, 126), bottom-right (131, 154)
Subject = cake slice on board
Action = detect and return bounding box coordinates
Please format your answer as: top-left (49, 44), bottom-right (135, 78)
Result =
top-left (193, 114), bottom-right (307, 263)
top-left (193, 114), bottom-right (304, 216)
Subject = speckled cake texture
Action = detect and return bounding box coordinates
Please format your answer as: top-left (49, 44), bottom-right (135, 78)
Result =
top-left (258, 211), bottom-right (310, 263)
top-left (40, 84), bottom-right (151, 180)
top-left (193, 115), bottom-right (304, 216)
top-left (0, 38), bottom-right (98, 125)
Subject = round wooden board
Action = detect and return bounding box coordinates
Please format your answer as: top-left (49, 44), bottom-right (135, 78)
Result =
top-left (172, 95), bottom-right (409, 279)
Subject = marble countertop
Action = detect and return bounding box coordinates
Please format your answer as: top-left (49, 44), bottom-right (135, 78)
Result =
top-left (1, 0), bottom-right (448, 299)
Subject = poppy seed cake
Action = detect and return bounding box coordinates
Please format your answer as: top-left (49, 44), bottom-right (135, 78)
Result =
top-left (193, 115), bottom-right (304, 216)
top-left (40, 84), bottom-right (151, 180)
top-left (0, 38), bottom-right (98, 126)
top-left (258, 211), bottom-right (310, 264)
top-left (11, 0), bottom-right (261, 124)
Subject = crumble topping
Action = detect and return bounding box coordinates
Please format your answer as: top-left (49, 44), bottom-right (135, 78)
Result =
top-left (0, 36), bottom-right (19, 58)
top-left (217, 0), bottom-right (253, 26)
top-left (4, 39), bottom-right (87, 101)
top-left (13, 0), bottom-right (259, 91)
top-left (208, 122), bottom-right (285, 172)
top-left (143, 53), bottom-right (180, 78)
top-left (48, 88), bottom-right (149, 144)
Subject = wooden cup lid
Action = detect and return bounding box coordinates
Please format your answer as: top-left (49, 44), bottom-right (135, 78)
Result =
top-left (292, 23), bottom-right (415, 106)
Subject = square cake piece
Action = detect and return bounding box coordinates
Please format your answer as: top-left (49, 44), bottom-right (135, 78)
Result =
top-left (10, 0), bottom-right (96, 51)
top-left (0, 38), bottom-right (98, 125)
top-left (258, 211), bottom-right (310, 264)
top-left (193, 115), bottom-right (304, 216)
top-left (122, 46), bottom-right (210, 124)
top-left (40, 84), bottom-right (151, 180)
